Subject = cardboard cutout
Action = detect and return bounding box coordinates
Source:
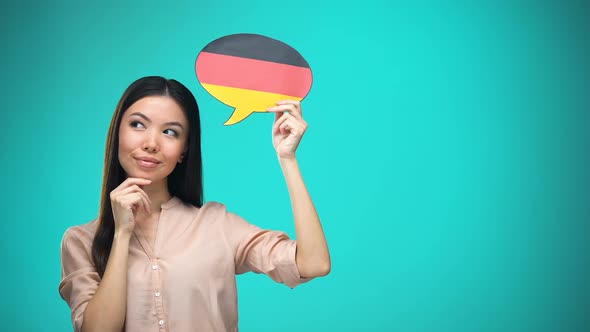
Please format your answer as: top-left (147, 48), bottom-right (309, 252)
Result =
top-left (195, 33), bottom-right (313, 125)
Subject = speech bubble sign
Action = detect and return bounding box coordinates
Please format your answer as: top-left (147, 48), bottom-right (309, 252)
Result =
top-left (195, 33), bottom-right (313, 125)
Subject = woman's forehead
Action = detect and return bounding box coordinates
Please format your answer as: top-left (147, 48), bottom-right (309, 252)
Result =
top-left (125, 96), bottom-right (188, 123)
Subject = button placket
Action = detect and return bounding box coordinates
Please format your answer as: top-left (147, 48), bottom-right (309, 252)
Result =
top-left (151, 258), bottom-right (167, 331)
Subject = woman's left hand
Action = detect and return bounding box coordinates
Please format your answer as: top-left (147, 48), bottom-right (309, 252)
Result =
top-left (268, 100), bottom-right (308, 159)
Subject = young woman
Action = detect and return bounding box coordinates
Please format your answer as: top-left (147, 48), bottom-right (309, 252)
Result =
top-left (58, 76), bottom-right (330, 332)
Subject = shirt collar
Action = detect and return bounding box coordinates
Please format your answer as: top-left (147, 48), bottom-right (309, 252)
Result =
top-left (161, 196), bottom-right (181, 210)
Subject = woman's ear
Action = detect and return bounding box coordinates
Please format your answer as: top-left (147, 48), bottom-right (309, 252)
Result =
top-left (179, 145), bottom-right (188, 163)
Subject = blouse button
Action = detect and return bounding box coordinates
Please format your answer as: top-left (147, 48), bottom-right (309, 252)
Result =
top-left (155, 291), bottom-right (161, 297)
top-left (159, 320), bottom-right (165, 326)
top-left (152, 265), bottom-right (159, 270)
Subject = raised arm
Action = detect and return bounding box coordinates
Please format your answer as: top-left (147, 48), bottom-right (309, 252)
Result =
top-left (268, 101), bottom-right (331, 278)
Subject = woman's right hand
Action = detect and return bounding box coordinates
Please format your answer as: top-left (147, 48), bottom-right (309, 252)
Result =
top-left (110, 178), bottom-right (152, 236)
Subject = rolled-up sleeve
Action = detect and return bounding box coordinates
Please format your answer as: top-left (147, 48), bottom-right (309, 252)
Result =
top-left (58, 227), bottom-right (100, 332)
top-left (217, 203), bottom-right (314, 288)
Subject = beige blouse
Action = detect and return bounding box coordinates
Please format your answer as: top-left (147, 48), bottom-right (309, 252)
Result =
top-left (58, 197), bottom-right (311, 332)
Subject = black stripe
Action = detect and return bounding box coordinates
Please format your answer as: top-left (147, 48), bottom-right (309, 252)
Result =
top-left (202, 33), bottom-right (310, 68)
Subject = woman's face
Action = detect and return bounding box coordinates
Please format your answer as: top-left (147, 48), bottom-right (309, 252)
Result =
top-left (118, 96), bottom-right (189, 183)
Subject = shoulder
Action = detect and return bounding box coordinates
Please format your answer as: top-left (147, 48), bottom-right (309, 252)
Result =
top-left (60, 220), bottom-right (98, 254)
top-left (194, 201), bottom-right (232, 221)
top-left (167, 197), bottom-right (229, 217)
top-left (167, 198), bottom-right (235, 227)
top-left (193, 201), bottom-right (243, 225)
top-left (200, 201), bottom-right (229, 213)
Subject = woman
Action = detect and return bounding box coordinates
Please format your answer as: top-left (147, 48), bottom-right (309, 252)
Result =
top-left (58, 76), bottom-right (330, 332)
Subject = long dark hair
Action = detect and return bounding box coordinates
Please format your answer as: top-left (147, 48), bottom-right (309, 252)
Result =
top-left (92, 76), bottom-right (203, 277)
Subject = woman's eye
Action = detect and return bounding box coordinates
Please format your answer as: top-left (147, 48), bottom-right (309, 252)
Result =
top-left (164, 129), bottom-right (178, 137)
top-left (130, 121), bottom-right (144, 128)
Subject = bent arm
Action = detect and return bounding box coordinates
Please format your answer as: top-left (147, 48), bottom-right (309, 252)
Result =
top-left (279, 157), bottom-right (331, 278)
top-left (81, 232), bottom-right (130, 332)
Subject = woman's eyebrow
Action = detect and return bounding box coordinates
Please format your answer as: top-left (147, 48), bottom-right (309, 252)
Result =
top-left (129, 112), bottom-right (184, 130)
top-left (130, 112), bottom-right (151, 122)
top-left (164, 122), bottom-right (185, 130)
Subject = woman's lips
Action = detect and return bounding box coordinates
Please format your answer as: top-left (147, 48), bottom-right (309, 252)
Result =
top-left (135, 158), bottom-right (161, 168)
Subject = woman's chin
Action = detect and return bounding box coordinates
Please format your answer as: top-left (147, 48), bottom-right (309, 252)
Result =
top-left (122, 165), bottom-right (169, 183)
top-left (123, 170), bottom-right (154, 181)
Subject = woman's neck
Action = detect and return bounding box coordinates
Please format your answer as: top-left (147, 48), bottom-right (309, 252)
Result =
top-left (140, 179), bottom-right (172, 213)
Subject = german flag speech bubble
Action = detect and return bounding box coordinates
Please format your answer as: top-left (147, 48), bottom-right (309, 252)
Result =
top-left (195, 33), bottom-right (313, 125)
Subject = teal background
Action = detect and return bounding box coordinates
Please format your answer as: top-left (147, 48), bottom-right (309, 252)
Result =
top-left (1, 0), bottom-right (589, 331)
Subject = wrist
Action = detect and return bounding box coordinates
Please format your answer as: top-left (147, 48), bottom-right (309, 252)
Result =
top-left (113, 230), bottom-right (132, 242)
top-left (278, 155), bottom-right (298, 167)
top-left (278, 153), bottom-right (297, 162)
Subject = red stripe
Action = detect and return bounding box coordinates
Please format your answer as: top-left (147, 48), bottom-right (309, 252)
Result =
top-left (196, 52), bottom-right (312, 98)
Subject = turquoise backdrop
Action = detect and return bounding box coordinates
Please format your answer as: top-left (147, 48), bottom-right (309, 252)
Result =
top-left (1, 0), bottom-right (589, 331)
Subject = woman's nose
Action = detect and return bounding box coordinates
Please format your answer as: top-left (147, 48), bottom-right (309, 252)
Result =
top-left (142, 133), bottom-right (159, 153)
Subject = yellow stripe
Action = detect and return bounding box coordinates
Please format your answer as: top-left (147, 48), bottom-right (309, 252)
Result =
top-left (201, 84), bottom-right (302, 125)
